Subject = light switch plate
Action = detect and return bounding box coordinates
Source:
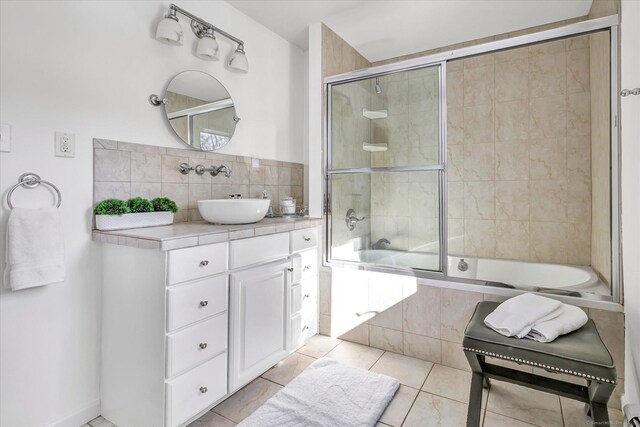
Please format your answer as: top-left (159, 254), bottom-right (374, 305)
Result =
top-left (55, 131), bottom-right (75, 158)
top-left (251, 157), bottom-right (260, 168)
top-left (0, 124), bottom-right (11, 152)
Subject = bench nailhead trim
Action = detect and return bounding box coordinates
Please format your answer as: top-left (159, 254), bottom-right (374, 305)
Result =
top-left (463, 347), bottom-right (616, 384)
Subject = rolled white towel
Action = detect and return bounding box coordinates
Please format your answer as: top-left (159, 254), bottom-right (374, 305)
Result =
top-left (484, 293), bottom-right (563, 338)
top-left (525, 304), bottom-right (588, 343)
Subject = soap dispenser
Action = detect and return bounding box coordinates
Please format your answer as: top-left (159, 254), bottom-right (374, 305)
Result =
top-left (262, 190), bottom-right (274, 217)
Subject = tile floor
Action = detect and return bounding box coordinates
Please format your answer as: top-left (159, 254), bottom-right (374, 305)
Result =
top-left (82, 416), bottom-right (115, 427)
top-left (94, 334), bottom-right (626, 427)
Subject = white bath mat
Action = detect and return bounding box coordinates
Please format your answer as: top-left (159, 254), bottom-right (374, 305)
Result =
top-left (238, 357), bottom-right (400, 427)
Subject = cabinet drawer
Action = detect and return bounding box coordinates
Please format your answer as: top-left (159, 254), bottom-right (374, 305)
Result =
top-left (291, 249), bottom-right (318, 283)
top-left (290, 228), bottom-right (318, 253)
top-left (291, 283), bottom-right (302, 314)
top-left (290, 309), bottom-right (316, 350)
top-left (291, 278), bottom-right (316, 316)
top-left (166, 352), bottom-right (227, 427)
top-left (229, 233), bottom-right (289, 269)
top-left (168, 242), bottom-right (228, 285)
top-left (166, 313), bottom-right (227, 378)
top-left (167, 275), bottom-right (228, 332)
top-left (302, 276), bottom-right (317, 307)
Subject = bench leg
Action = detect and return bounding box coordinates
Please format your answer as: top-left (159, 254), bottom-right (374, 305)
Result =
top-left (587, 381), bottom-right (614, 424)
top-left (465, 351), bottom-right (485, 427)
top-left (467, 372), bottom-right (484, 427)
top-left (483, 377), bottom-right (491, 390)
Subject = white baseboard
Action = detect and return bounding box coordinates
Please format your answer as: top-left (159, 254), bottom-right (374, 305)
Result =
top-left (46, 399), bottom-right (100, 427)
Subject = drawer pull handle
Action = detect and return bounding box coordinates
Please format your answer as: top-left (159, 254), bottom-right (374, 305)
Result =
top-left (303, 293), bottom-right (310, 299)
top-left (199, 342), bottom-right (208, 350)
top-left (200, 260), bottom-right (209, 266)
top-left (287, 268), bottom-right (294, 272)
top-left (200, 386), bottom-right (208, 394)
top-left (303, 236), bottom-right (311, 242)
top-left (199, 300), bottom-right (209, 307)
top-left (304, 265), bottom-right (312, 271)
top-left (302, 326), bottom-right (309, 331)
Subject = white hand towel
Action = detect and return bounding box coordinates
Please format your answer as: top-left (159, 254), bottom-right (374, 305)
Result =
top-left (525, 304), bottom-right (588, 343)
top-left (484, 293), bottom-right (562, 338)
top-left (4, 207), bottom-right (65, 290)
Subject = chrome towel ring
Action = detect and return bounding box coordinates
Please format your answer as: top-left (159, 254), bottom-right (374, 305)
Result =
top-left (6, 173), bottom-right (62, 209)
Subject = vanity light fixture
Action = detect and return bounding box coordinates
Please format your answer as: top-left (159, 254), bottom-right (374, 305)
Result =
top-left (155, 4), bottom-right (248, 73)
top-left (228, 45), bottom-right (249, 73)
top-left (155, 7), bottom-right (183, 45)
top-left (196, 27), bottom-right (219, 61)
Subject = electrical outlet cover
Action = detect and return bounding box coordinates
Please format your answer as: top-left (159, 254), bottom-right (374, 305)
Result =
top-left (55, 131), bottom-right (75, 158)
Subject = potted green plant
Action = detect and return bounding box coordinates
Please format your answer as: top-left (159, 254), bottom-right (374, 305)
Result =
top-left (94, 197), bottom-right (177, 231)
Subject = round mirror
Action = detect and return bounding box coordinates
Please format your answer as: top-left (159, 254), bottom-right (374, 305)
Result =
top-left (164, 71), bottom-right (238, 151)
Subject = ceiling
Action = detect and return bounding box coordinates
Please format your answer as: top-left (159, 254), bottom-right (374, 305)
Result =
top-left (226, 0), bottom-right (593, 62)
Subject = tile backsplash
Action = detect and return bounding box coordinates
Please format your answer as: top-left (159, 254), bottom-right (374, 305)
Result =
top-left (93, 138), bottom-right (304, 223)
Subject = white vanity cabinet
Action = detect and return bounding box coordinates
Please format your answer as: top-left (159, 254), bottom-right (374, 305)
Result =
top-left (100, 224), bottom-right (319, 427)
top-left (229, 259), bottom-right (290, 392)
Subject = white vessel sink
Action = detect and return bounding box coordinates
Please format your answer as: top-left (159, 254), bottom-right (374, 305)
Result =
top-left (197, 199), bottom-right (270, 224)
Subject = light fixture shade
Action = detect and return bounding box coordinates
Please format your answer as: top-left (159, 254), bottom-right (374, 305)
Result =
top-left (196, 33), bottom-right (219, 61)
top-left (228, 46), bottom-right (249, 73)
top-left (156, 16), bottom-right (183, 46)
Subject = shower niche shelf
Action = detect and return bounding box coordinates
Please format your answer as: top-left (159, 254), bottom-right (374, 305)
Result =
top-left (362, 142), bottom-right (388, 152)
top-left (362, 108), bottom-right (388, 119)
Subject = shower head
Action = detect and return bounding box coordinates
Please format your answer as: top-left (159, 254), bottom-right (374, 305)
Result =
top-left (375, 77), bottom-right (382, 94)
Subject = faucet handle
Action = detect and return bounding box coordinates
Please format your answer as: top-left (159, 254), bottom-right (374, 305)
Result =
top-left (179, 163), bottom-right (194, 175)
top-left (345, 209), bottom-right (365, 231)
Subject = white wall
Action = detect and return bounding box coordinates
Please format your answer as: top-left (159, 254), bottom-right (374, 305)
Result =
top-left (621, 0), bottom-right (640, 414)
top-left (0, 1), bottom-right (305, 426)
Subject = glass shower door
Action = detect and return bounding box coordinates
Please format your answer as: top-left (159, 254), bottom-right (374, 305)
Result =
top-left (326, 63), bottom-right (446, 274)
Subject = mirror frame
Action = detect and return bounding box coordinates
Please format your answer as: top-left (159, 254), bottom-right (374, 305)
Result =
top-left (163, 70), bottom-right (239, 151)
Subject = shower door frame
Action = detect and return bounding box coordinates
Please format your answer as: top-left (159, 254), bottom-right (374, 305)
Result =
top-left (323, 14), bottom-right (621, 303)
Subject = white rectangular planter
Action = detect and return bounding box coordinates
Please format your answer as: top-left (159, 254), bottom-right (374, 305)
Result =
top-left (95, 211), bottom-right (174, 231)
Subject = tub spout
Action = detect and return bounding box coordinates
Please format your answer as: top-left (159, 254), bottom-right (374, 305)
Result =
top-left (373, 238), bottom-right (391, 250)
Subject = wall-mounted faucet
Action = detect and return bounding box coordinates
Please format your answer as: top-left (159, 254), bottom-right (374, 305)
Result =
top-left (179, 163), bottom-right (232, 177)
top-left (372, 238), bottom-right (391, 250)
top-left (195, 164), bottom-right (232, 177)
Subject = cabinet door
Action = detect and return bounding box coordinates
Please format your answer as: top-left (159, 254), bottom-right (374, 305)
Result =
top-left (229, 259), bottom-right (290, 391)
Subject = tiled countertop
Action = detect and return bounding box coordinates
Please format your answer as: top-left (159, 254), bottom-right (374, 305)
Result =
top-left (93, 217), bottom-right (323, 251)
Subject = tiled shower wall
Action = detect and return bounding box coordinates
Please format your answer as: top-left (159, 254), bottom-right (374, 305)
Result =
top-left (372, 16), bottom-right (613, 276)
top-left (445, 35), bottom-right (594, 265)
top-left (93, 138), bottom-right (304, 223)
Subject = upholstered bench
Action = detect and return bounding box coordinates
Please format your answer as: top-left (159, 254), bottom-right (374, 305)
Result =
top-left (463, 301), bottom-right (617, 427)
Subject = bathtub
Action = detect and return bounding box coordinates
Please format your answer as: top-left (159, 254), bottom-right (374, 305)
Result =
top-left (348, 249), bottom-right (601, 291)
